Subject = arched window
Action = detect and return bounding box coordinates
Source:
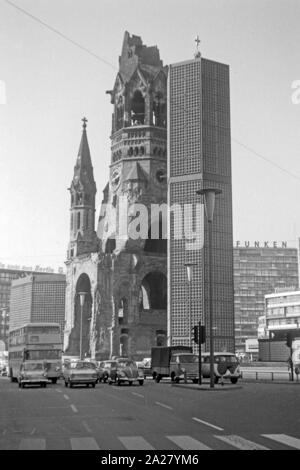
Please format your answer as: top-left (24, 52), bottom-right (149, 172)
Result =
top-left (77, 212), bottom-right (81, 230)
top-left (130, 90), bottom-right (145, 125)
top-left (105, 238), bottom-right (116, 254)
top-left (140, 272), bottom-right (167, 310)
top-left (118, 298), bottom-right (129, 324)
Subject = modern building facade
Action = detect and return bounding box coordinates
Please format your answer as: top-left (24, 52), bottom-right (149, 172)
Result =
top-left (10, 274), bottom-right (66, 340)
top-left (234, 245), bottom-right (298, 352)
top-left (258, 289), bottom-right (300, 361)
top-left (64, 32), bottom-right (168, 360)
top-left (0, 268), bottom-right (49, 348)
top-left (168, 53), bottom-right (234, 352)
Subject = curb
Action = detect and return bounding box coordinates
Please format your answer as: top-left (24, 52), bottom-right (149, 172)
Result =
top-left (240, 379), bottom-right (300, 385)
top-left (172, 383), bottom-right (243, 391)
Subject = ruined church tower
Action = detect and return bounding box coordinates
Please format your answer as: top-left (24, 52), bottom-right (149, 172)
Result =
top-left (64, 32), bottom-right (168, 360)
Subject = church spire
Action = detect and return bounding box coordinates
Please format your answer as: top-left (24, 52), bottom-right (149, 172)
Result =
top-left (73, 117), bottom-right (96, 191)
top-left (67, 118), bottom-right (97, 259)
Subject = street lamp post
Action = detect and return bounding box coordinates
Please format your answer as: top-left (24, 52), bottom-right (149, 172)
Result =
top-left (196, 188), bottom-right (222, 388)
top-left (78, 292), bottom-right (86, 360)
top-left (185, 263), bottom-right (197, 347)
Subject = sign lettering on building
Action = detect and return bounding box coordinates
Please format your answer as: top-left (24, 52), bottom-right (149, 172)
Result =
top-left (235, 241), bottom-right (288, 248)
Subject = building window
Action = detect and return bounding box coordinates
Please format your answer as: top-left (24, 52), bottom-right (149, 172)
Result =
top-left (130, 90), bottom-right (145, 125)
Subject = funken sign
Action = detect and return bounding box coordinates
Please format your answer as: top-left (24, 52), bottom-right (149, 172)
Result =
top-left (235, 241), bottom-right (288, 248)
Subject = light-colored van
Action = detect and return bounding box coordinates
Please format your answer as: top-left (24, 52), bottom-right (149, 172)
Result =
top-left (202, 352), bottom-right (240, 384)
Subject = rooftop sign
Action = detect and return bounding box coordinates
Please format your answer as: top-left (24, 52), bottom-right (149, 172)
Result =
top-left (235, 241), bottom-right (288, 248)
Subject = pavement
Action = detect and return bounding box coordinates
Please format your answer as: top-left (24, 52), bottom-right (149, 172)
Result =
top-left (0, 376), bottom-right (300, 450)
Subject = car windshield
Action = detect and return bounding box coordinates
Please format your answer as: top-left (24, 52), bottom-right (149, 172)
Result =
top-left (70, 362), bottom-right (96, 369)
top-left (215, 355), bottom-right (238, 363)
top-left (177, 354), bottom-right (198, 363)
top-left (23, 363), bottom-right (43, 371)
top-left (118, 361), bottom-right (135, 368)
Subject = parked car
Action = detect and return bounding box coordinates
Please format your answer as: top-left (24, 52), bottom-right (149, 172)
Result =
top-left (18, 362), bottom-right (48, 388)
top-left (97, 360), bottom-right (118, 383)
top-left (108, 359), bottom-right (144, 386)
top-left (63, 360), bottom-right (98, 388)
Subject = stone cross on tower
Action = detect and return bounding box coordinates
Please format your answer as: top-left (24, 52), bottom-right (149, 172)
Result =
top-left (194, 35), bottom-right (201, 59)
top-left (82, 117), bottom-right (88, 130)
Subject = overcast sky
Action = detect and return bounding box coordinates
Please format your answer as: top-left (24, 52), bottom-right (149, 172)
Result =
top-left (0, 0), bottom-right (299, 271)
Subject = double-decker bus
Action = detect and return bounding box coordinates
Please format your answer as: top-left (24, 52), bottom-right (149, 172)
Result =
top-left (8, 323), bottom-right (63, 384)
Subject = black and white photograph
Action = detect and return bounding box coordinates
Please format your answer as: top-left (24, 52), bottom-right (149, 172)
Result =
top-left (0, 0), bottom-right (300, 456)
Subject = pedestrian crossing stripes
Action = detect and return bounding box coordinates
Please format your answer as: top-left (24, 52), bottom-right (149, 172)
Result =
top-left (118, 436), bottom-right (155, 450)
top-left (70, 437), bottom-right (100, 450)
top-left (167, 435), bottom-right (211, 450)
top-left (215, 434), bottom-right (269, 450)
top-left (14, 433), bottom-right (300, 450)
top-left (262, 434), bottom-right (300, 450)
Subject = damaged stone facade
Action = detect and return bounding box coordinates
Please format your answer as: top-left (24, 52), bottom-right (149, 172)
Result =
top-left (64, 32), bottom-right (168, 360)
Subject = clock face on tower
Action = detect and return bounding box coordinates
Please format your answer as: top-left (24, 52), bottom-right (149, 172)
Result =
top-left (111, 167), bottom-right (121, 191)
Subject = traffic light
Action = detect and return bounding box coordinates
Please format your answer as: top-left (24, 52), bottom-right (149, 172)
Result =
top-left (200, 325), bottom-right (206, 344)
top-left (192, 325), bottom-right (199, 344)
top-left (286, 331), bottom-right (293, 348)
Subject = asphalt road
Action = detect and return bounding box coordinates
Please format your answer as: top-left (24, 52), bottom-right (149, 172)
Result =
top-left (0, 376), bottom-right (299, 450)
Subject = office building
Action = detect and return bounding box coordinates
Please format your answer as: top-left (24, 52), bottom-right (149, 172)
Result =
top-left (234, 244), bottom-right (298, 352)
top-left (258, 289), bottom-right (300, 361)
top-left (0, 267), bottom-right (49, 348)
top-left (10, 274), bottom-right (66, 340)
top-left (168, 53), bottom-right (234, 352)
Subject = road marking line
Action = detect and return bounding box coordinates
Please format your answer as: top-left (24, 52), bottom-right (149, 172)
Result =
top-left (63, 394), bottom-right (70, 400)
top-left (155, 401), bottom-right (173, 410)
top-left (132, 392), bottom-right (144, 398)
top-left (192, 417), bottom-right (224, 431)
top-left (30, 428), bottom-right (36, 435)
top-left (19, 439), bottom-right (46, 450)
top-left (215, 435), bottom-right (269, 450)
top-left (167, 435), bottom-right (211, 450)
top-left (262, 434), bottom-right (300, 449)
top-left (119, 436), bottom-right (155, 450)
top-left (82, 421), bottom-right (92, 433)
top-left (70, 437), bottom-right (100, 450)
top-left (70, 404), bottom-right (78, 413)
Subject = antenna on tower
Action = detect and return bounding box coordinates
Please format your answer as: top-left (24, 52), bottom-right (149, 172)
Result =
top-left (194, 35), bottom-right (201, 59)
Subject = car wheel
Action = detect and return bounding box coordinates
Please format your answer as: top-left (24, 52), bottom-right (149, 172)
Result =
top-left (64, 381), bottom-right (68, 387)
top-left (117, 378), bottom-right (121, 386)
top-left (21, 382), bottom-right (24, 388)
top-left (51, 378), bottom-right (57, 384)
top-left (214, 376), bottom-right (219, 384)
top-left (92, 383), bottom-right (96, 388)
top-left (155, 374), bottom-right (161, 383)
top-left (171, 373), bottom-right (175, 382)
top-left (139, 380), bottom-right (144, 386)
top-left (174, 377), bottom-right (180, 383)
top-left (86, 383), bottom-right (89, 388)
top-left (108, 380), bottom-right (112, 385)
top-left (18, 381), bottom-right (21, 388)
top-left (193, 379), bottom-right (198, 384)
top-left (128, 381), bottom-right (133, 386)
top-left (230, 377), bottom-right (238, 384)
top-left (69, 383), bottom-right (73, 388)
